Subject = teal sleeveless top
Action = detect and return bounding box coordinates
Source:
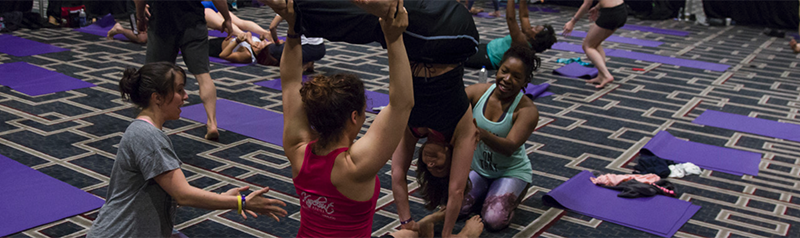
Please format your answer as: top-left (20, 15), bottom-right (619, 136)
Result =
top-left (471, 84), bottom-right (532, 183)
top-left (486, 35), bottom-right (532, 69)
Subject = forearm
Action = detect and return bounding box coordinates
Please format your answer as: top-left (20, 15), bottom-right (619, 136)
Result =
top-left (175, 186), bottom-right (239, 210)
top-left (441, 192), bottom-right (464, 237)
top-left (134, 0), bottom-right (146, 19)
top-left (505, 0), bottom-right (516, 21)
top-left (385, 34), bottom-right (414, 110)
top-left (219, 41), bottom-right (238, 58)
top-left (281, 26), bottom-right (303, 85)
top-left (570, 2), bottom-right (593, 23)
top-left (212, 0), bottom-right (232, 20)
top-left (270, 15), bottom-right (282, 43)
top-left (392, 175), bottom-right (413, 221)
top-left (479, 132), bottom-right (519, 157)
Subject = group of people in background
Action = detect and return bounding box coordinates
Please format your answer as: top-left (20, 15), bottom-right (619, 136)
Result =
top-left (85, 0), bottom-right (631, 237)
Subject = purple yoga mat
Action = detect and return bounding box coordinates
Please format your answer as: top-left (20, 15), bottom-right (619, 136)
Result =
top-left (255, 76), bottom-right (387, 114)
top-left (181, 99), bottom-right (285, 146)
top-left (0, 155), bottom-right (104, 237)
top-left (523, 83), bottom-right (553, 99)
top-left (0, 62), bottom-right (95, 96)
top-left (551, 42), bottom-right (730, 72)
top-left (553, 62), bottom-right (598, 79)
top-left (693, 110), bottom-right (800, 143)
top-left (621, 25), bottom-right (690, 37)
top-left (74, 14), bottom-right (129, 41)
top-left (542, 170), bottom-right (700, 238)
top-left (0, 35), bottom-right (69, 57)
top-left (568, 31), bottom-right (663, 47)
top-left (474, 12), bottom-right (502, 18)
top-left (208, 56), bottom-right (252, 67)
top-left (643, 131), bottom-right (761, 176)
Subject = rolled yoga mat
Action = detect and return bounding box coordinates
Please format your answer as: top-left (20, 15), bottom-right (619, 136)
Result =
top-left (551, 42), bottom-right (730, 72)
top-left (181, 99), bottom-right (285, 146)
top-left (642, 131), bottom-right (761, 176)
top-left (552, 62), bottom-right (598, 79)
top-left (0, 154), bottom-right (105, 237)
top-left (542, 170), bottom-right (700, 238)
top-left (0, 62), bottom-right (95, 96)
top-left (0, 35), bottom-right (69, 57)
top-left (255, 77), bottom-right (389, 114)
top-left (692, 110), bottom-right (800, 143)
top-left (567, 31), bottom-right (663, 47)
top-left (523, 83), bottom-right (554, 99)
top-left (621, 24), bottom-right (690, 37)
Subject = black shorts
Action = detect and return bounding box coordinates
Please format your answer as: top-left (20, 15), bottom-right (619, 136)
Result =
top-left (407, 65), bottom-right (470, 142)
top-left (146, 23), bottom-right (210, 75)
top-left (595, 4), bottom-right (627, 30)
top-left (269, 42), bottom-right (327, 63)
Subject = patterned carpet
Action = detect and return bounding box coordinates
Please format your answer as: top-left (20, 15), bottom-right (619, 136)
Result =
top-left (2, 2), bottom-right (800, 238)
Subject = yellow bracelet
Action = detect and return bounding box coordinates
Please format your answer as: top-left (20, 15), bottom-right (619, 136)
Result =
top-left (237, 195), bottom-right (243, 214)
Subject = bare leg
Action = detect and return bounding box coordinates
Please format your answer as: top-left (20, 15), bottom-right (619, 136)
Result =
top-left (229, 13), bottom-right (270, 38)
top-left (194, 73), bottom-right (219, 140)
top-left (456, 215), bottom-right (484, 238)
top-left (582, 24), bottom-right (616, 89)
top-left (206, 9), bottom-right (245, 35)
top-left (107, 22), bottom-right (148, 44)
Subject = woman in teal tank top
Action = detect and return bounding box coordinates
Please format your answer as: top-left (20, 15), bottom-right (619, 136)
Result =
top-left (463, 45), bottom-right (541, 231)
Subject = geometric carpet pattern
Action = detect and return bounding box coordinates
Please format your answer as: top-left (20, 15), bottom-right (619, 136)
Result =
top-left (2, 3), bottom-right (799, 238)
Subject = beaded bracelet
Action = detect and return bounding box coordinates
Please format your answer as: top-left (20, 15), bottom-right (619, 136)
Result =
top-left (400, 217), bottom-right (413, 225)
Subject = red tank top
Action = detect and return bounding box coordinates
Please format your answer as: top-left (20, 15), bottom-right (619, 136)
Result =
top-left (293, 141), bottom-right (380, 238)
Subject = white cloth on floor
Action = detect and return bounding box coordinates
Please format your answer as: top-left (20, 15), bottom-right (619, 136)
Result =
top-left (668, 162), bottom-right (702, 178)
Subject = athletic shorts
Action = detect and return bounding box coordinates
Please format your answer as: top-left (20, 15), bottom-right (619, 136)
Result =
top-left (595, 3), bottom-right (627, 30)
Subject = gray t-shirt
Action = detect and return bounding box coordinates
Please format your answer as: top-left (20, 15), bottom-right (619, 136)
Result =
top-left (88, 119), bottom-right (182, 238)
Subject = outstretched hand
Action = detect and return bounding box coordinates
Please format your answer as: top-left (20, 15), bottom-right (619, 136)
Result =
top-left (379, 0), bottom-right (408, 41)
top-left (562, 21), bottom-right (574, 36)
top-left (223, 186), bottom-right (259, 219)
top-left (245, 187), bottom-right (288, 221)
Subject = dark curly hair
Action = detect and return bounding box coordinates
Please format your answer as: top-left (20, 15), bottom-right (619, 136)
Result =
top-left (527, 24), bottom-right (557, 53)
top-left (299, 73), bottom-right (366, 148)
top-left (499, 45), bottom-right (541, 85)
top-left (415, 141), bottom-right (471, 210)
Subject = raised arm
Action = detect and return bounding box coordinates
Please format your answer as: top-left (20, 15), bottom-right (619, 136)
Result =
top-left (277, 0), bottom-right (316, 162)
top-left (476, 99), bottom-right (539, 156)
top-left (349, 0), bottom-right (414, 181)
top-left (563, 0), bottom-right (593, 35)
top-left (505, 0), bottom-right (528, 47)
top-left (442, 109), bottom-right (478, 238)
top-left (518, 0), bottom-right (535, 39)
top-left (269, 15), bottom-right (283, 44)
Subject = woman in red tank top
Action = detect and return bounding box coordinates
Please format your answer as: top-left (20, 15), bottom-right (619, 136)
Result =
top-left (267, 0), bottom-right (416, 237)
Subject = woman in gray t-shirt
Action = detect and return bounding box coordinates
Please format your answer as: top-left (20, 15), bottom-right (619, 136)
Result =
top-left (88, 62), bottom-right (288, 238)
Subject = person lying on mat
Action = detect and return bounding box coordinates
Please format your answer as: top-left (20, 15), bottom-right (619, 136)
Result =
top-left (204, 1), bottom-right (272, 38)
top-left (462, 45), bottom-right (540, 231)
top-left (265, 15), bottom-right (326, 72)
top-left (87, 62), bottom-right (287, 238)
top-left (465, 0), bottom-right (557, 70)
top-left (562, 0), bottom-right (627, 88)
top-left (269, 1), bottom-right (483, 237)
top-left (208, 31), bottom-right (270, 64)
top-left (260, 0), bottom-right (481, 236)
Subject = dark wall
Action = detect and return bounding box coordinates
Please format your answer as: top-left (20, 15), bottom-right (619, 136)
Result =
top-left (703, 0), bottom-right (799, 29)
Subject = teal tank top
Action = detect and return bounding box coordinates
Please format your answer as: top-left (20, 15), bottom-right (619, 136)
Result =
top-left (486, 35), bottom-right (512, 69)
top-left (471, 84), bottom-right (532, 183)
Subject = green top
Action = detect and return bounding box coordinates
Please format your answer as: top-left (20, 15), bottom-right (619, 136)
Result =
top-left (486, 35), bottom-right (531, 69)
top-left (471, 84), bottom-right (532, 183)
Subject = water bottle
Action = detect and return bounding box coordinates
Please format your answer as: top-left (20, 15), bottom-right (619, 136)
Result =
top-left (0, 17), bottom-right (5, 32)
top-left (478, 66), bottom-right (488, 84)
top-left (79, 9), bottom-right (87, 27)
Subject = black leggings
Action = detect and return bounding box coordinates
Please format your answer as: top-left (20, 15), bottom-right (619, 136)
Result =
top-left (293, 0), bottom-right (479, 64)
top-left (464, 43), bottom-right (494, 70)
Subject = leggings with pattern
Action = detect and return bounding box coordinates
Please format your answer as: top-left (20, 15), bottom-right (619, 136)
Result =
top-left (460, 171), bottom-right (529, 231)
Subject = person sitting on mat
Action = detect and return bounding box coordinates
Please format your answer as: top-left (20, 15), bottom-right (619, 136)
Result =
top-left (87, 62), bottom-right (287, 238)
top-left (103, 0), bottom-right (148, 44)
top-left (260, 0), bottom-right (481, 236)
top-left (562, 0), bottom-right (627, 89)
top-left (462, 45), bottom-right (540, 231)
top-left (269, 0), bottom-right (432, 237)
top-left (465, 0), bottom-right (557, 70)
top-left (204, 1), bottom-right (272, 37)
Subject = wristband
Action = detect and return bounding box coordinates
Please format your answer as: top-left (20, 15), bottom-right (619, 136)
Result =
top-left (287, 33), bottom-right (301, 39)
top-left (400, 217), bottom-right (413, 225)
top-left (242, 195), bottom-right (247, 211)
top-left (237, 195), bottom-right (243, 214)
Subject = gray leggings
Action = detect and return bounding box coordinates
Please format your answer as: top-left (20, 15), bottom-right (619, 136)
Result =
top-left (460, 171), bottom-right (529, 231)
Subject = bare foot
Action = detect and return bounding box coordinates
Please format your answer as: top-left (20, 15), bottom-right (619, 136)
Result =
top-left (352, 0), bottom-right (398, 17)
top-left (303, 61), bottom-right (315, 73)
top-left (791, 39), bottom-right (800, 53)
top-left (469, 7), bottom-right (484, 15)
top-left (587, 75), bottom-right (614, 89)
top-left (488, 11), bottom-right (501, 17)
top-left (106, 23), bottom-right (123, 40)
top-left (205, 126), bottom-right (219, 140)
top-left (459, 215), bottom-right (484, 238)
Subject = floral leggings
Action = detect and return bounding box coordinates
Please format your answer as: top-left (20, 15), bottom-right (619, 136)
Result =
top-left (460, 171), bottom-right (529, 231)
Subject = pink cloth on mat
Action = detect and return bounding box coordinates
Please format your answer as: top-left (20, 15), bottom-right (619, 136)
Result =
top-left (590, 174), bottom-right (661, 186)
